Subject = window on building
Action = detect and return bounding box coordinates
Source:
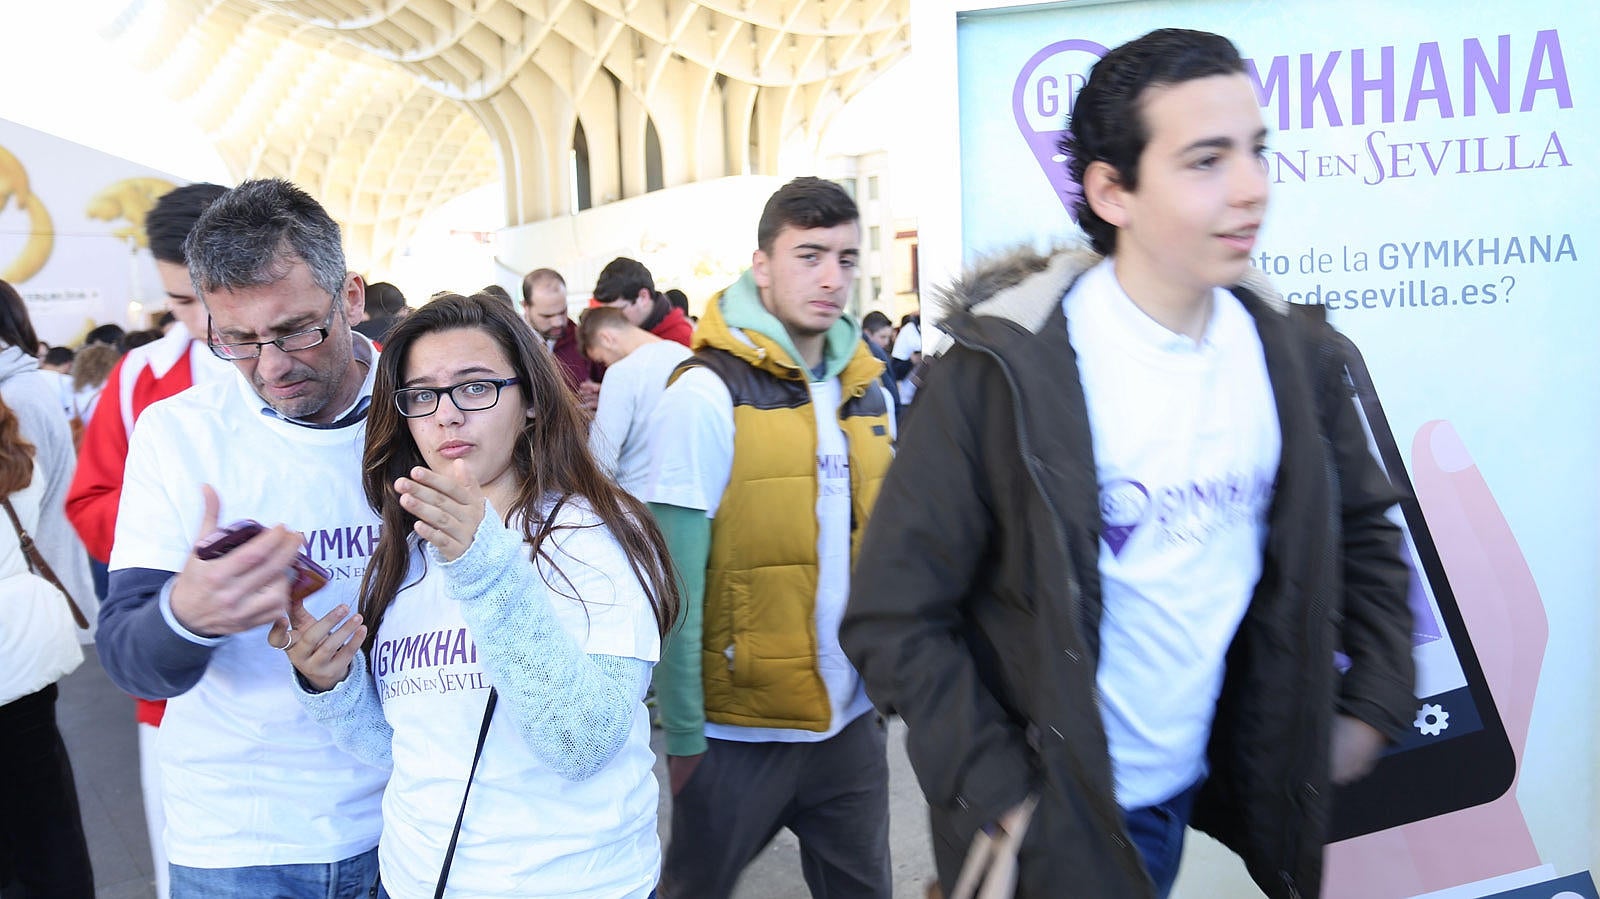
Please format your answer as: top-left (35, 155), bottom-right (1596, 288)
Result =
top-left (868, 175), bottom-right (880, 201)
top-left (570, 120), bottom-right (592, 212)
top-left (645, 118), bottom-right (664, 193)
top-left (869, 226), bottom-right (881, 251)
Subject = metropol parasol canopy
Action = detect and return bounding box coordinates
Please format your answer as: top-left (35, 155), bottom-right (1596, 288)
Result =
top-left (108, 0), bottom-right (911, 273)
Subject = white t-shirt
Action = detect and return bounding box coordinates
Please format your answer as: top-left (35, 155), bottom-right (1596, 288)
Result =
top-left (646, 366), bottom-right (873, 743)
top-left (374, 499), bottom-right (660, 899)
top-left (890, 320), bottom-right (921, 361)
top-left (588, 340), bottom-right (692, 497)
top-left (112, 365), bottom-right (388, 867)
top-left (1065, 260), bottom-right (1281, 809)
top-left (41, 370), bottom-right (74, 418)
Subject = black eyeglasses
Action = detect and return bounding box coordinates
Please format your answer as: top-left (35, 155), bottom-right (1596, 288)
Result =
top-left (393, 377), bottom-right (521, 418)
top-left (208, 299), bottom-right (339, 361)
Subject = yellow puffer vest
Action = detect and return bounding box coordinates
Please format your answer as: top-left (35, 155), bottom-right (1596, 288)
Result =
top-left (670, 301), bottom-right (894, 731)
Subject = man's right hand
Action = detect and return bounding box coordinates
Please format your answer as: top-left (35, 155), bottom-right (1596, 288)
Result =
top-left (167, 485), bottom-right (308, 638)
top-left (667, 752), bottom-right (705, 796)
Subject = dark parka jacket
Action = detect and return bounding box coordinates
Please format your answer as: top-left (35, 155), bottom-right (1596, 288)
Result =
top-left (839, 249), bottom-right (1415, 899)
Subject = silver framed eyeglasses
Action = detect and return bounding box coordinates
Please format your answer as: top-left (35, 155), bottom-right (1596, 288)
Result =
top-left (208, 300), bottom-right (338, 361)
top-left (394, 378), bottom-right (522, 418)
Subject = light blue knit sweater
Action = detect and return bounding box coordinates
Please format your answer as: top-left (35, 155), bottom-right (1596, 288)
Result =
top-left (295, 506), bottom-right (651, 781)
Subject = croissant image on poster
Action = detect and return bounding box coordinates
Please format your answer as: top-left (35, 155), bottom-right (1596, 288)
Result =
top-left (0, 142), bottom-right (54, 283)
top-left (86, 177), bottom-right (176, 251)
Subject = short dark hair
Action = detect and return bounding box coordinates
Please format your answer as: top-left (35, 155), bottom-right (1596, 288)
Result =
top-left (0, 281), bottom-right (40, 353)
top-left (85, 323), bottom-right (126, 350)
top-left (479, 284), bottom-right (513, 306)
top-left (43, 346), bottom-right (74, 367)
top-left (1064, 29), bottom-right (1246, 256)
top-left (576, 306), bottom-right (632, 355)
top-left (664, 288), bottom-right (689, 314)
top-left (145, 183), bottom-right (229, 265)
top-left (592, 257), bottom-right (654, 304)
top-left (364, 282), bottom-right (408, 317)
top-left (521, 268), bottom-right (565, 303)
top-left (122, 329), bottom-right (162, 351)
top-left (185, 179), bottom-right (347, 302)
top-left (756, 177), bottom-right (858, 253)
top-left (862, 310), bottom-right (892, 332)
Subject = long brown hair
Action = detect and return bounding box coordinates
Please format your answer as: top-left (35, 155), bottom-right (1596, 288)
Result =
top-left (357, 292), bottom-right (680, 658)
top-left (71, 344), bottom-right (120, 393)
top-left (0, 394), bottom-right (36, 497)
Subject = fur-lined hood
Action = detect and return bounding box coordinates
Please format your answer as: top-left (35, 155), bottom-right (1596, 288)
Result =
top-left (931, 245), bottom-right (1289, 347)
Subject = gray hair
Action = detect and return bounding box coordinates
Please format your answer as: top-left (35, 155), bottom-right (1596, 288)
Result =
top-left (184, 179), bottom-right (348, 303)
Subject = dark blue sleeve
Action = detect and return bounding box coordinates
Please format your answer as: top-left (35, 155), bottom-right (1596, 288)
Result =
top-left (98, 567), bottom-right (219, 699)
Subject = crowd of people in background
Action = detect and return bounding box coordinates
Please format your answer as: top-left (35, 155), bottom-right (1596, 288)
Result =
top-left (0, 26), bottom-right (1421, 899)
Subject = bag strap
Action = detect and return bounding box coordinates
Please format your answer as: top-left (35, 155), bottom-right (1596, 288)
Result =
top-left (434, 687), bottom-right (497, 899)
top-left (0, 497), bottom-right (89, 629)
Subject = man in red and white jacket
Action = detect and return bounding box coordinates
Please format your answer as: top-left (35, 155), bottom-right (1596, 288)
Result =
top-left (65, 182), bottom-right (230, 899)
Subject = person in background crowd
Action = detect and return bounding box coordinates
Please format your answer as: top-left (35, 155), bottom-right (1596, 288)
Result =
top-left (858, 310), bottom-right (900, 419)
top-left (840, 29), bottom-right (1413, 899)
top-left (84, 323), bottom-right (127, 352)
top-left (69, 343), bottom-right (119, 424)
top-left (478, 284), bottom-right (514, 307)
top-left (39, 346), bottom-right (75, 420)
top-left (39, 345), bottom-right (73, 374)
top-left (355, 281), bottom-right (409, 346)
top-left (0, 281), bottom-right (98, 897)
top-left (96, 178), bottom-right (388, 898)
top-left (521, 267), bottom-right (602, 410)
top-left (576, 306), bottom-right (691, 498)
top-left (888, 312), bottom-right (921, 405)
top-left (664, 288), bottom-right (690, 318)
top-left (646, 177), bottom-right (895, 898)
top-left (157, 311), bottom-right (177, 335)
top-left (281, 292), bottom-right (678, 899)
top-left (0, 393), bottom-right (97, 899)
top-left (592, 257), bottom-right (693, 348)
top-left (67, 181), bottom-right (233, 899)
top-left (124, 328), bottom-right (164, 351)
top-left (861, 310), bottom-right (893, 352)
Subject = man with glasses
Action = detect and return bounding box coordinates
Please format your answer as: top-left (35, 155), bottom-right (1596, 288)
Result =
top-left (96, 179), bottom-right (388, 899)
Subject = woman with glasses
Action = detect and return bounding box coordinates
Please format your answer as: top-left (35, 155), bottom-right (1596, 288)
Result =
top-left (275, 292), bottom-right (679, 899)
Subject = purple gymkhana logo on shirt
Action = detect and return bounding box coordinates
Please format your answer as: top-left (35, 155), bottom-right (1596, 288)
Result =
top-left (301, 523), bottom-right (382, 580)
top-left (1099, 478), bottom-right (1150, 556)
top-left (1012, 39), bottom-right (1110, 220)
top-left (1099, 469), bottom-right (1277, 555)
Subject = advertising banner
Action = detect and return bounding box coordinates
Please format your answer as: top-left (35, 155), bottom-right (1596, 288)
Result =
top-left (949, 1), bottom-right (1598, 896)
top-left (0, 117), bottom-right (182, 344)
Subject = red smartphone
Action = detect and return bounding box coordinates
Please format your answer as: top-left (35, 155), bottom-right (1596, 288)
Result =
top-left (194, 519), bottom-right (332, 602)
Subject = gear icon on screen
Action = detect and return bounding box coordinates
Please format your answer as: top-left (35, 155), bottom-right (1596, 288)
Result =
top-left (1414, 703), bottom-right (1450, 736)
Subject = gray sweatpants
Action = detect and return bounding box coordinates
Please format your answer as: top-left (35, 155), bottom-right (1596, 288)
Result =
top-left (660, 711), bottom-right (892, 899)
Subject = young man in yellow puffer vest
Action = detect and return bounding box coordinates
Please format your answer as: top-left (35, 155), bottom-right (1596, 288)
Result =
top-left (645, 176), bottom-right (896, 898)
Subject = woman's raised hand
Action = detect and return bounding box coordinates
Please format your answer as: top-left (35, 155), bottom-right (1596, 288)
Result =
top-left (396, 459), bottom-right (486, 562)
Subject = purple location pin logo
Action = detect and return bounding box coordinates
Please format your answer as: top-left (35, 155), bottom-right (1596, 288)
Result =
top-left (1012, 39), bottom-right (1110, 220)
top-left (1098, 478), bottom-right (1149, 557)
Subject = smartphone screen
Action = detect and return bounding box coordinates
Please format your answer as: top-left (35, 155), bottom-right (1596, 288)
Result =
top-left (1325, 328), bottom-right (1516, 841)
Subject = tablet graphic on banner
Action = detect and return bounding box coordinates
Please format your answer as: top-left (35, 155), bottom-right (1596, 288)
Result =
top-left (951, 1), bottom-right (1597, 896)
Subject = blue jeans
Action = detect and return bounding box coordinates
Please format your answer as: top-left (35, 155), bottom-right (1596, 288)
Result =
top-left (170, 846), bottom-right (378, 899)
top-left (377, 883), bottom-right (657, 898)
top-left (1123, 779), bottom-right (1203, 899)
